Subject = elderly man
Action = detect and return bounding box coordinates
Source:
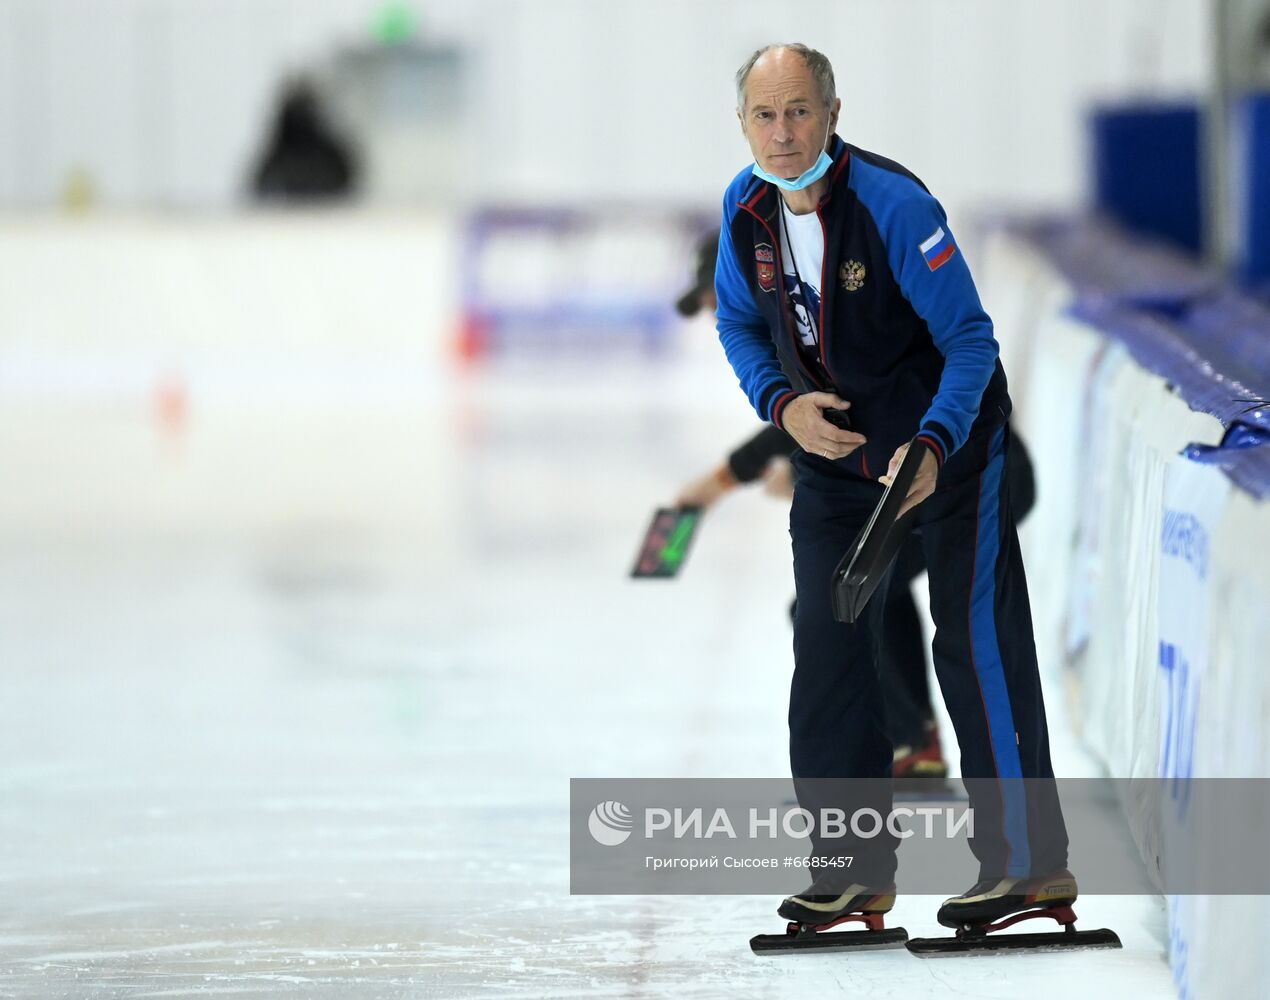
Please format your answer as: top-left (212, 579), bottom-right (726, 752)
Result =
top-left (715, 43), bottom-right (1073, 941)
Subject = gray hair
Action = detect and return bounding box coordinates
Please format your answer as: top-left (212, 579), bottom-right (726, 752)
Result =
top-left (735, 43), bottom-right (836, 112)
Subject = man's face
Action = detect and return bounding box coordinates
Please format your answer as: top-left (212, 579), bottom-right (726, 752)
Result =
top-left (738, 50), bottom-right (840, 180)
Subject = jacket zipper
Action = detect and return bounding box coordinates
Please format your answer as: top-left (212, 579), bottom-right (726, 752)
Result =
top-left (739, 199), bottom-right (822, 390)
top-left (814, 203), bottom-right (832, 379)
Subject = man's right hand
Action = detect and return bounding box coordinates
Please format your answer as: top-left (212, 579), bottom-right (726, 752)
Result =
top-left (781, 392), bottom-right (867, 460)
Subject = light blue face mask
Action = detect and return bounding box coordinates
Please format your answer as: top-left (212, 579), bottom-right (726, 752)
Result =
top-left (751, 149), bottom-right (834, 192)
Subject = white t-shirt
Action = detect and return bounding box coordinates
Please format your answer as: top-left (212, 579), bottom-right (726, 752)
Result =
top-left (779, 199), bottom-right (825, 349)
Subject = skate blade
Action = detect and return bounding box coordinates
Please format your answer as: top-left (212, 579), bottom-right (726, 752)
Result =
top-left (906, 927), bottom-right (1121, 957)
top-left (750, 927), bottom-right (909, 955)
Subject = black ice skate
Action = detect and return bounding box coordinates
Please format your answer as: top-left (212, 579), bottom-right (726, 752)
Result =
top-left (907, 869), bottom-right (1121, 956)
top-left (750, 879), bottom-right (907, 955)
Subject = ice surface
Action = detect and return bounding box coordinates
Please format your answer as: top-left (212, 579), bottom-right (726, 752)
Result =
top-left (0, 341), bottom-right (1175, 997)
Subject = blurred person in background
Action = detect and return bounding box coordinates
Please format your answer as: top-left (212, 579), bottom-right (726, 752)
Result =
top-left (715, 43), bottom-right (1072, 938)
top-left (251, 78), bottom-right (359, 202)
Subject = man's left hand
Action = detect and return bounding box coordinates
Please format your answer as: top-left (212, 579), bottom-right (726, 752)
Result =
top-left (879, 442), bottom-right (939, 518)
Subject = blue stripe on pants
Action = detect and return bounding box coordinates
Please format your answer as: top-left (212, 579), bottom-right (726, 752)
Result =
top-left (968, 425), bottom-right (1031, 876)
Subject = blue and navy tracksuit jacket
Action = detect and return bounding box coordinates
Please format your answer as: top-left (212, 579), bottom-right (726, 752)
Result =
top-left (715, 136), bottom-right (1010, 479)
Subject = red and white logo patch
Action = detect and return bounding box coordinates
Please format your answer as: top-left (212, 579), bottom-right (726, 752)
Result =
top-left (755, 243), bottom-right (775, 292)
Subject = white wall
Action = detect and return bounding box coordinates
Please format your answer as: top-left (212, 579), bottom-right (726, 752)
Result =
top-left (980, 226), bottom-right (1270, 1000)
top-left (0, 0), bottom-right (1212, 213)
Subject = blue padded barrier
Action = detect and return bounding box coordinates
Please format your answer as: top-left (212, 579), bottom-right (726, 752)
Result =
top-left (1011, 218), bottom-right (1270, 499)
top-left (1015, 216), bottom-right (1216, 310)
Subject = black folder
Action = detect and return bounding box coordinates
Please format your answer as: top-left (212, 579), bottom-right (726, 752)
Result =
top-left (831, 439), bottom-right (930, 623)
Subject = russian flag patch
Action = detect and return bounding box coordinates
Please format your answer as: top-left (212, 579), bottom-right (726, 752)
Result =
top-left (920, 226), bottom-right (957, 271)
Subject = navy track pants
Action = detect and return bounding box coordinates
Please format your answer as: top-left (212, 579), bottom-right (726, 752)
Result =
top-left (787, 420), bottom-right (1068, 885)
